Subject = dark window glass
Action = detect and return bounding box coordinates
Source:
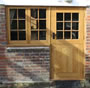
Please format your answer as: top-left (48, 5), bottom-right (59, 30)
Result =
top-left (72, 13), bottom-right (79, 21)
top-left (72, 32), bottom-right (78, 39)
top-left (19, 20), bottom-right (25, 29)
top-left (65, 22), bottom-right (71, 30)
top-left (65, 13), bottom-right (71, 21)
top-left (39, 9), bottom-right (46, 18)
top-left (10, 20), bottom-right (17, 29)
top-left (39, 20), bottom-right (46, 29)
top-left (31, 19), bottom-right (38, 29)
top-left (19, 31), bottom-right (26, 40)
top-left (64, 32), bottom-right (70, 39)
top-left (10, 9), bottom-right (17, 19)
top-left (31, 9), bottom-right (38, 18)
top-left (57, 22), bottom-right (63, 30)
top-left (11, 31), bottom-right (17, 40)
top-left (57, 32), bottom-right (63, 39)
top-left (57, 13), bottom-right (63, 21)
top-left (31, 31), bottom-right (38, 40)
top-left (39, 31), bottom-right (46, 40)
top-left (18, 9), bottom-right (25, 19)
top-left (72, 22), bottom-right (78, 30)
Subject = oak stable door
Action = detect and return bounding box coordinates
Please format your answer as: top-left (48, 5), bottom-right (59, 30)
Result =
top-left (51, 7), bottom-right (85, 80)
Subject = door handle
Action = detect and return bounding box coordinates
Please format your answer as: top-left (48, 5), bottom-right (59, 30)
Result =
top-left (53, 33), bottom-right (56, 39)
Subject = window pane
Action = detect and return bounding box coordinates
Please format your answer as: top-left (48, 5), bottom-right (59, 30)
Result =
top-left (65, 13), bottom-right (71, 21)
top-left (31, 19), bottom-right (38, 29)
top-left (19, 20), bottom-right (25, 29)
top-left (10, 20), bottom-right (17, 29)
top-left (72, 32), bottom-right (78, 39)
top-left (10, 9), bottom-right (17, 19)
top-left (39, 20), bottom-right (46, 29)
top-left (11, 31), bottom-right (17, 40)
top-left (57, 22), bottom-right (63, 30)
top-left (31, 31), bottom-right (38, 40)
top-left (64, 32), bottom-right (71, 39)
top-left (72, 13), bottom-right (79, 21)
top-left (39, 9), bottom-right (46, 18)
top-left (19, 31), bottom-right (26, 40)
top-left (31, 9), bottom-right (38, 19)
top-left (65, 22), bottom-right (71, 30)
top-left (72, 22), bottom-right (78, 30)
top-left (18, 9), bottom-right (25, 19)
top-left (57, 32), bottom-right (63, 39)
top-left (57, 13), bottom-right (63, 21)
top-left (39, 31), bottom-right (46, 40)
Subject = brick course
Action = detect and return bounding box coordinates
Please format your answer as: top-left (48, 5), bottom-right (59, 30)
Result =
top-left (0, 46), bottom-right (50, 82)
top-left (86, 8), bottom-right (90, 79)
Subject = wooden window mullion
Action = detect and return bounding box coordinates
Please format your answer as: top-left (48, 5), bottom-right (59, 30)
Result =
top-left (38, 8), bottom-right (39, 40)
top-left (17, 9), bottom-right (19, 40)
top-left (71, 13), bottom-right (72, 39)
top-left (63, 13), bottom-right (65, 39)
top-left (26, 8), bottom-right (30, 43)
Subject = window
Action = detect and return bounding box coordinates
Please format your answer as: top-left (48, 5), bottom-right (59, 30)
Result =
top-left (56, 13), bottom-right (79, 39)
top-left (10, 9), bottom-right (26, 40)
top-left (7, 7), bottom-right (50, 45)
top-left (31, 9), bottom-right (46, 40)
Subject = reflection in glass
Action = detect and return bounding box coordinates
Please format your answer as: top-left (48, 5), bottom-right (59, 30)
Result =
top-left (72, 32), bottom-right (78, 39)
top-left (31, 19), bottom-right (38, 29)
top-left (10, 9), bottom-right (17, 19)
top-left (31, 9), bottom-right (38, 19)
top-left (31, 31), bottom-right (38, 40)
top-left (65, 22), bottom-right (71, 30)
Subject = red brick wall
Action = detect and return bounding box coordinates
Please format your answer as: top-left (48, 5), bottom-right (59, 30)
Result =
top-left (86, 7), bottom-right (90, 79)
top-left (5, 47), bottom-right (50, 82)
top-left (0, 6), bottom-right (6, 45)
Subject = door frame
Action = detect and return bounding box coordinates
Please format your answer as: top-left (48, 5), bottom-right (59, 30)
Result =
top-left (50, 7), bottom-right (86, 80)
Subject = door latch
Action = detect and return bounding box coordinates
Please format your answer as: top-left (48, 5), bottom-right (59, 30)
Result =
top-left (53, 33), bottom-right (56, 39)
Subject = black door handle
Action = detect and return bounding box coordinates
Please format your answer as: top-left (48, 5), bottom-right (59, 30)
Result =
top-left (53, 33), bottom-right (56, 39)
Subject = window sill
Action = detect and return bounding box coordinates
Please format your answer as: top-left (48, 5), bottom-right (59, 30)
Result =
top-left (6, 44), bottom-right (50, 47)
